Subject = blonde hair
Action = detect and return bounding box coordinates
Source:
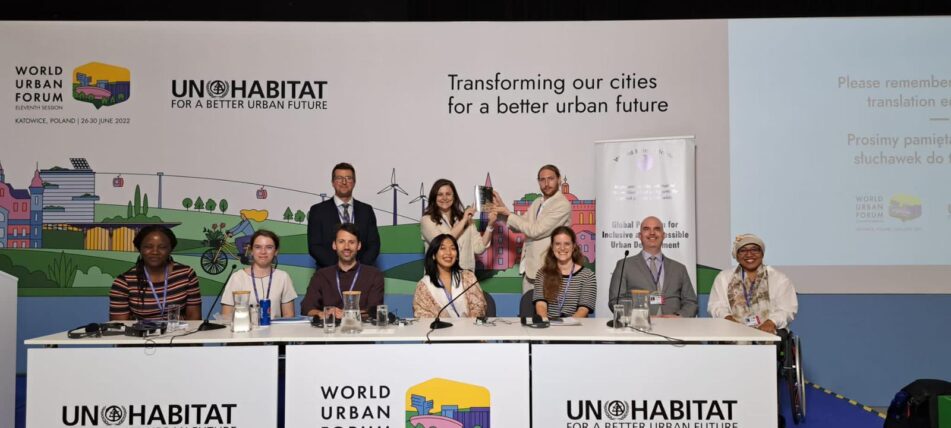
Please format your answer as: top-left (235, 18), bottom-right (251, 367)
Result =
top-left (240, 209), bottom-right (268, 223)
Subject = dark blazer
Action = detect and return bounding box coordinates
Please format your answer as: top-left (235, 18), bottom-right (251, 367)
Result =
top-left (307, 198), bottom-right (381, 268)
top-left (607, 251), bottom-right (698, 317)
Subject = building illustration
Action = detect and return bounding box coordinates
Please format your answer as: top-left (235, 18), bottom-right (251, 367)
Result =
top-left (406, 378), bottom-right (490, 428)
top-left (477, 174), bottom-right (596, 270)
top-left (0, 162), bottom-right (44, 248)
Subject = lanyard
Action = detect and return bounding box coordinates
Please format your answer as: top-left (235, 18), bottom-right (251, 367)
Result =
top-left (335, 265), bottom-right (362, 301)
top-left (649, 255), bottom-right (664, 286)
top-left (556, 263), bottom-right (576, 315)
top-left (535, 198), bottom-right (546, 217)
top-left (438, 277), bottom-right (461, 317)
top-left (740, 270), bottom-right (758, 309)
top-left (250, 265), bottom-right (274, 304)
top-left (144, 265), bottom-right (169, 316)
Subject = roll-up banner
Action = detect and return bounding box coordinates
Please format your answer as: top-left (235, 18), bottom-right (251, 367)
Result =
top-left (595, 137), bottom-right (697, 317)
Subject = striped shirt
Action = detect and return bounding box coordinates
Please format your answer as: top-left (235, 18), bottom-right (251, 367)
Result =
top-left (109, 262), bottom-right (202, 320)
top-left (533, 266), bottom-right (597, 318)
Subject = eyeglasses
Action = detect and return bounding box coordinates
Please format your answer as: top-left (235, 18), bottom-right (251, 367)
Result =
top-left (737, 247), bottom-right (762, 256)
top-left (333, 176), bottom-right (355, 183)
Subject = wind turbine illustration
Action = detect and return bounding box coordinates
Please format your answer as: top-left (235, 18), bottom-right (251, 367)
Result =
top-left (377, 168), bottom-right (408, 225)
top-left (409, 182), bottom-right (428, 217)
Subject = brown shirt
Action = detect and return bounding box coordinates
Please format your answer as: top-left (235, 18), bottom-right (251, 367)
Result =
top-left (300, 263), bottom-right (384, 315)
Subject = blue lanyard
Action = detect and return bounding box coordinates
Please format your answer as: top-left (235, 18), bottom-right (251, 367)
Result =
top-left (250, 265), bottom-right (274, 304)
top-left (438, 277), bottom-right (461, 317)
top-left (535, 199), bottom-right (546, 217)
top-left (740, 270), bottom-right (758, 309)
top-left (335, 265), bottom-right (362, 301)
top-left (649, 255), bottom-right (664, 286)
top-left (144, 265), bottom-right (169, 316)
top-left (556, 263), bottom-right (575, 315)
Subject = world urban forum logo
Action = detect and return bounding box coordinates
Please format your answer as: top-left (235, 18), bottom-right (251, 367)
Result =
top-left (888, 194), bottom-right (921, 222)
top-left (72, 62), bottom-right (130, 109)
top-left (406, 378), bottom-right (490, 428)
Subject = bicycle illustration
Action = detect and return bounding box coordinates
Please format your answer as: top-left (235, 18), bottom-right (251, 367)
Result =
top-left (199, 222), bottom-right (249, 275)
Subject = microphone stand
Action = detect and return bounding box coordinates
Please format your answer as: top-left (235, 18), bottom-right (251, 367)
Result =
top-left (606, 249), bottom-right (630, 327)
top-left (430, 273), bottom-right (484, 330)
top-left (198, 264), bottom-right (237, 331)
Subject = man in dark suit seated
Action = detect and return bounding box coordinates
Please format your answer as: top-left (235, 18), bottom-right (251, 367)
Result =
top-left (307, 162), bottom-right (381, 269)
top-left (608, 216), bottom-right (698, 317)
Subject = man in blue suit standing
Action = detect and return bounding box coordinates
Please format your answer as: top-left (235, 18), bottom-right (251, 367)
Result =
top-left (608, 216), bottom-right (698, 317)
top-left (307, 162), bottom-right (381, 268)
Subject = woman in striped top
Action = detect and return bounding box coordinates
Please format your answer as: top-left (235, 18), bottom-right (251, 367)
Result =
top-left (533, 226), bottom-right (596, 320)
top-left (109, 225), bottom-right (202, 321)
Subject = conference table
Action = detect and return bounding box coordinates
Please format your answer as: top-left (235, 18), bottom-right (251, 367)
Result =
top-left (26, 318), bottom-right (779, 428)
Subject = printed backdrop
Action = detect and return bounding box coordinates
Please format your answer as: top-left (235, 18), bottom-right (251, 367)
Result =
top-left (0, 21), bottom-right (730, 301)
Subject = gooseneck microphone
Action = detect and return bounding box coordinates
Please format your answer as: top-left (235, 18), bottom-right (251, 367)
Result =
top-left (430, 274), bottom-right (483, 330)
top-left (198, 264), bottom-right (237, 331)
top-left (606, 249), bottom-right (630, 327)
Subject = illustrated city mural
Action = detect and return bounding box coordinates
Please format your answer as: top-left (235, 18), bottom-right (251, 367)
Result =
top-left (0, 157), bottom-right (597, 298)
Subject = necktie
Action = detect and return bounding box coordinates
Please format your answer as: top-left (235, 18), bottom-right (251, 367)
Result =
top-left (649, 256), bottom-right (662, 315)
top-left (341, 203), bottom-right (351, 223)
top-left (649, 256), bottom-right (659, 286)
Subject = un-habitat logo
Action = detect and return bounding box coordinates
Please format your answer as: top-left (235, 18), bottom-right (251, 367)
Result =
top-left (406, 378), bottom-right (490, 428)
top-left (72, 62), bottom-right (131, 109)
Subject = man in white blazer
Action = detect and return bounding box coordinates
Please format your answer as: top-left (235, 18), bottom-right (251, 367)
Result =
top-left (493, 165), bottom-right (572, 292)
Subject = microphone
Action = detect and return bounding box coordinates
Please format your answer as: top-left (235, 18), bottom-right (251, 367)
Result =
top-left (430, 272), bottom-right (485, 330)
top-left (198, 264), bottom-right (238, 331)
top-left (606, 249), bottom-right (630, 327)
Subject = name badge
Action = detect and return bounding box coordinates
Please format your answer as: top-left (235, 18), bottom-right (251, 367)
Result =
top-left (744, 315), bottom-right (760, 327)
top-left (649, 294), bottom-right (665, 305)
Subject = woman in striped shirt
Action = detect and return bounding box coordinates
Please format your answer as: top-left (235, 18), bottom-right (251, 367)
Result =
top-left (533, 226), bottom-right (596, 320)
top-left (109, 225), bottom-right (202, 321)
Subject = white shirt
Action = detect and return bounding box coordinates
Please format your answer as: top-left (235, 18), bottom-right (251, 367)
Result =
top-left (707, 265), bottom-right (798, 329)
top-left (221, 268), bottom-right (298, 318)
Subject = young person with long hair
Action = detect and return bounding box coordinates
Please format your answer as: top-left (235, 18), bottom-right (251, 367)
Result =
top-left (532, 226), bottom-right (596, 320)
top-left (413, 234), bottom-right (487, 318)
top-left (420, 178), bottom-right (497, 271)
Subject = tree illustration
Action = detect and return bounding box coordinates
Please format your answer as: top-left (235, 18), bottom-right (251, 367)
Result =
top-left (194, 197), bottom-right (204, 211)
top-left (142, 193), bottom-right (149, 216)
top-left (206, 198), bottom-right (217, 213)
top-left (294, 209), bottom-right (305, 223)
top-left (126, 201), bottom-right (133, 218)
top-left (133, 185), bottom-right (142, 216)
top-left (283, 207), bottom-right (293, 221)
top-left (218, 199), bottom-right (228, 214)
top-left (182, 197), bottom-right (193, 211)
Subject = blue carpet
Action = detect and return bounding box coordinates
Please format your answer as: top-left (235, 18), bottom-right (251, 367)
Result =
top-left (779, 379), bottom-right (885, 428)
top-left (16, 374), bottom-right (25, 428)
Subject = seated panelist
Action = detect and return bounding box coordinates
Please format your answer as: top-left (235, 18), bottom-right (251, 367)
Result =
top-left (220, 230), bottom-right (297, 319)
top-left (413, 234), bottom-right (487, 319)
top-left (300, 223), bottom-right (384, 320)
top-left (109, 225), bottom-right (202, 321)
top-left (532, 226), bottom-right (596, 321)
top-left (707, 234), bottom-right (798, 334)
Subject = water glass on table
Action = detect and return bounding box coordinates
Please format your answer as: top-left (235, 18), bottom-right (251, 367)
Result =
top-left (322, 306), bottom-right (336, 334)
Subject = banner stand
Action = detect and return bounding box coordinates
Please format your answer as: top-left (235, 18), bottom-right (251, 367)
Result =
top-left (594, 136), bottom-right (697, 316)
